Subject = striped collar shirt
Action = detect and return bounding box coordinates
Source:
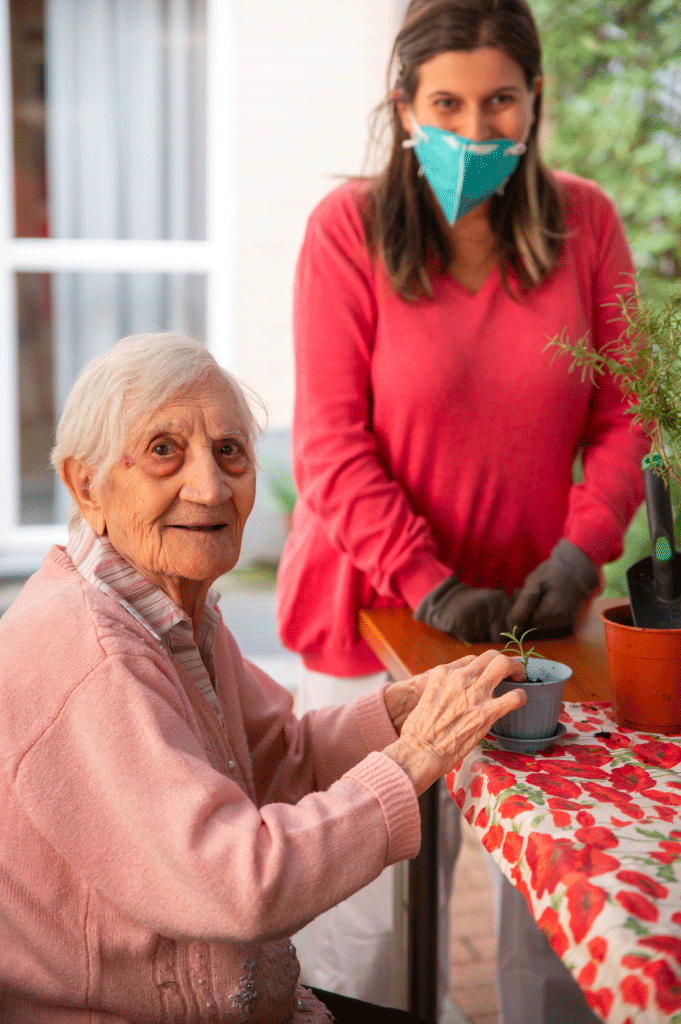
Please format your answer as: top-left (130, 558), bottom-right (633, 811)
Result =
top-left (65, 521), bottom-right (223, 719)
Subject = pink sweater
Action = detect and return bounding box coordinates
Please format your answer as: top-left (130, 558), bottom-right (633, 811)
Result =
top-left (0, 548), bottom-right (420, 1022)
top-left (277, 171), bottom-right (647, 675)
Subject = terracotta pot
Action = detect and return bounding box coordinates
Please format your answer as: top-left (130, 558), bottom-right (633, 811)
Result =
top-left (492, 657), bottom-right (572, 739)
top-left (601, 603), bottom-right (681, 734)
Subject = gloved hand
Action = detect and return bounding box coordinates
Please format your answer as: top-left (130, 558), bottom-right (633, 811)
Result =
top-left (507, 539), bottom-right (600, 638)
top-left (414, 575), bottom-right (513, 643)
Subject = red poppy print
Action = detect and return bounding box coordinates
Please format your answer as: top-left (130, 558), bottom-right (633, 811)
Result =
top-left (582, 781), bottom-right (633, 805)
top-left (574, 826), bottom-right (618, 849)
top-left (487, 750), bottom-right (541, 771)
top-left (566, 877), bottom-right (606, 942)
top-left (599, 732), bottom-right (633, 751)
top-left (650, 840), bottom-right (681, 865)
top-left (587, 936), bottom-right (607, 963)
top-left (577, 960), bottom-right (597, 988)
top-left (509, 865), bottom-right (533, 912)
top-left (583, 781), bottom-right (645, 819)
top-left (469, 775), bottom-right (484, 799)
top-left (537, 906), bottom-right (569, 958)
top-left (621, 974), bottom-right (648, 1009)
top-left (616, 870), bottom-right (668, 900)
top-left (642, 788), bottom-right (681, 806)
top-left (525, 833), bottom-right (617, 897)
top-left (584, 987), bottom-right (614, 1017)
top-left (502, 831), bottom-right (523, 864)
top-left (642, 958), bottom-right (681, 1013)
top-left (525, 772), bottom-right (581, 799)
top-left (541, 759), bottom-right (609, 780)
top-left (474, 806), bottom-right (489, 829)
top-left (654, 804), bottom-right (677, 822)
top-left (560, 743), bottom-right (613, 767)
top-left (548, 797), bottom-right (584, 812)
top-left (631, 740), bottom-right (681, 769)
top-left (609, 763), bottom-right (654, 792)
top-left (449, 783), bottom-right (466, 807)
top-left (639, 935), bottom-right (681, 966)
top-left (622, 954), bottom-right (650, 969)
top-left (480, 763), bottom-right (516, 795)
top-left (481, 824), bottom-right (503, 853)
top-left (498, 794), bottom-right (535, 819)
top-left (448, 697), bottom-right (681, 1024)
top-left (526, 833), bottom-right (581, 896)
top-left (581, 845), bottom-right (619, 878)
top-left (616, 890), bottom-right (659, 923)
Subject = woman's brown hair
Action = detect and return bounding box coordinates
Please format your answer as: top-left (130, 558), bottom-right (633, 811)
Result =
top-left (363, 0), bottom-right (565, 301)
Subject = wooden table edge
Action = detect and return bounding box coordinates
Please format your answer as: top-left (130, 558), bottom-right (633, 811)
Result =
top-left (359, 597), bottom-right (628, 703)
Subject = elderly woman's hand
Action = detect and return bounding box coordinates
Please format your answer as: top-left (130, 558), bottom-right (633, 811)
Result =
top-left (382, 651), bottom-right (526, 796)
top-left (383, 654), bottom-right (479, 733)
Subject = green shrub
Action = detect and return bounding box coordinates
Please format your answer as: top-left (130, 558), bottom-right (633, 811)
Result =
top-left (531, 0), bottom-right (681, 300)
top-left (531, 2), bottom-right (681, 592)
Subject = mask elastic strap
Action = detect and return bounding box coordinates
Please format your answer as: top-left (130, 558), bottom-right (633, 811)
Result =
top-left (402, 109), bottom-right (428, 148)
top-left (495, 139), bottom-right (527, 195)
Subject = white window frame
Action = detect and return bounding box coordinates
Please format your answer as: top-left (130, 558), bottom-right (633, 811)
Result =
top-left (0, 0), bottom-right (233, 572)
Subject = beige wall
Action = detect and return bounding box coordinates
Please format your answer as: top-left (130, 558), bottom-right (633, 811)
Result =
top-left (233, 0), bottom-right (401, 428)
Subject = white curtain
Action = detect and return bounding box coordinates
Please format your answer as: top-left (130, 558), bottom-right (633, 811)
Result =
top-left (45, 0), bottom-right (206, 518)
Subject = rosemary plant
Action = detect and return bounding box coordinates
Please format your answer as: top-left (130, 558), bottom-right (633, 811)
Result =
top-left (545, 282), bottom-right (681, 485)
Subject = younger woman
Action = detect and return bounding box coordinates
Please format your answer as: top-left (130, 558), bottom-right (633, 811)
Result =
top-left (278, 2), bottom-right (646, 1019)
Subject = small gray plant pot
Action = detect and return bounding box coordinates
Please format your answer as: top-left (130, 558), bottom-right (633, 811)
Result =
top-left (492, 657), bottom-right (572, 740)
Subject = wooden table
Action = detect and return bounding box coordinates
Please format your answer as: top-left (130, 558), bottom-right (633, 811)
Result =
top-left (358, 597), bottom-right (625, 1020)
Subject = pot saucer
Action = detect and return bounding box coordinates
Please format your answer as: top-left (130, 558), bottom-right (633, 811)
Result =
top-left (488, 721), bottom-right (567, 753)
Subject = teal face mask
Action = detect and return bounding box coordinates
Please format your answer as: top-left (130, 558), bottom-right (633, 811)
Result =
top-left (403, 112), bottom-right (527, 224)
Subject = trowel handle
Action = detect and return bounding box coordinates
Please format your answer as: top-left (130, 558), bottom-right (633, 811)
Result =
top-left (643, 455), bottom-right (676, 601)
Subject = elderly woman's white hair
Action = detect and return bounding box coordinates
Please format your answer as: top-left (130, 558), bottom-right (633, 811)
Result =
top-left (52, 332), bottom-right (264, 531)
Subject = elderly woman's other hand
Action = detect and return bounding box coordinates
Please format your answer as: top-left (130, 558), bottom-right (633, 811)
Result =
top-left (382, 652), bottom-right (526, 796)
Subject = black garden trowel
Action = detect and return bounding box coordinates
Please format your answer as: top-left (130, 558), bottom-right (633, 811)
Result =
top-left (626, 453), bottom-right (681, 629)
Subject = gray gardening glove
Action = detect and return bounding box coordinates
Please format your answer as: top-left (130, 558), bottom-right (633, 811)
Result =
top-left (414, 575), bottom-right (513, 643)
top-left (507, 539), bottom-right (600, 638)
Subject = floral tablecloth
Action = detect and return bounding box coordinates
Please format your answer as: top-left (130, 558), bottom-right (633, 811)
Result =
top-left (447, 702), bottom-right (681, 1024)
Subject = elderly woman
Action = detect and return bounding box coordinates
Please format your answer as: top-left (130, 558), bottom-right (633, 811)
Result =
top-left (0, 332), bottom-right (524, 1024)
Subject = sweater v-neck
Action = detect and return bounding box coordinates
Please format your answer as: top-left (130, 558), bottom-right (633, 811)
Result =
top-left (446, 259), bottom-right (503, 299)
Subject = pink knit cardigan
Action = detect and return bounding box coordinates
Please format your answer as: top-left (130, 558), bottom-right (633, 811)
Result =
top-left (0, 547), bottom-right (420, 1022)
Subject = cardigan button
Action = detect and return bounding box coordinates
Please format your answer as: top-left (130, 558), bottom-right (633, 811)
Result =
top-left (227, 760), bottom-right (236, 772)
top-left (295, 997), bottom-right (306, 1011)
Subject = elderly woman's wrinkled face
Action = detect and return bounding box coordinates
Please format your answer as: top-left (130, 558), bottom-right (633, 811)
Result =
top-left (95, 378), bottom-right (256, 594)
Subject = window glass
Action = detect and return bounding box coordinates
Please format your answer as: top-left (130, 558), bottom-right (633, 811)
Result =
top-left (11, 0), bottom-right (207, 241)
top-left (18, 271), bottom-right (207, 524)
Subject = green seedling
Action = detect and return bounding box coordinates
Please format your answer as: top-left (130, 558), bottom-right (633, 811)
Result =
top-left (500, 626), bottom-right (545, 678)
